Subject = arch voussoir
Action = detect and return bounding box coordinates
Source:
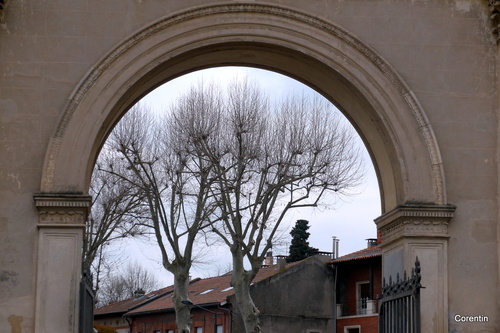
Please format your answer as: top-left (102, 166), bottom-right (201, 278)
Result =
top-left (41, 4), bottom-right (446, 209)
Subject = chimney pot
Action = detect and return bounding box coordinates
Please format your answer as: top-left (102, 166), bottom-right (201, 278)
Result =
top-left (134, 288), bottom-right (145, 298)
top-left (264, 251), bottom-right (273, 267)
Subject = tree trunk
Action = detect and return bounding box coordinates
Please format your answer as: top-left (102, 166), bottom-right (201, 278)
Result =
top-left (234, 279), bottom-right (262, 333)
top-left (171, 266), bottom-right (192, 333)
top-left (231, 251), bottom-right (262, 333)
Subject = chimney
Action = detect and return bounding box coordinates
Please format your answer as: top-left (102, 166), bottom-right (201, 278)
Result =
top-left (133, 288), bottom-right (145, 299)
top-left (264, 251), bottom-right (273, 267)
top-left (276, 256), bottom-right (286, 271)
top-left (366, 238), bottom-right (378, 248)
top-left (332, 236), bottom-right (339, 259)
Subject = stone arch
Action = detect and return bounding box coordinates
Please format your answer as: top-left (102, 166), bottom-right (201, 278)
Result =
top-left (40, 4), bottom-right (446, 212)
top-left (34, 5), bottom-right (455, 332)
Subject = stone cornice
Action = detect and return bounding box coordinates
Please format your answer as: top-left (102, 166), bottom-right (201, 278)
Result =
top-left (375, 203), bottom-right (456, 245)
top-left (34, 194), bottom-right (91, 227)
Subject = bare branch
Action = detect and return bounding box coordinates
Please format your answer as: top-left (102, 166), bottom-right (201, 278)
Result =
top-left (176, 77), bottom-right (364, 332)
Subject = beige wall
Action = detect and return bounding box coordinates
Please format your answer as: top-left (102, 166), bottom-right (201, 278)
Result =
top-left (0, 1), bottom-right (498, 332)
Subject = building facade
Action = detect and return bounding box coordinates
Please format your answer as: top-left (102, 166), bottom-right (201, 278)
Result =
top-left (94, 287), bottom-right (174, 333)
top-left (330, 242), bottom-right (382, 333)
top-left (124, 274), bottom-right (234, 333)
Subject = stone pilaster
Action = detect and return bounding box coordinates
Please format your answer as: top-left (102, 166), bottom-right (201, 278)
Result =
top-left (375, 203), bottom-right (455, 333)
top-left (33, 194), bottom-right (91, 333)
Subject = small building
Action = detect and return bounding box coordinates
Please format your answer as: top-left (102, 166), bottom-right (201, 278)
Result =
top-left (124, 274), bottom-right (234, 333)
top-left (246, 253), bottom-right (335, 333)
top-left (94, 286), bottom-right (174, 333)
top-left (329, 239), bottom-right (382, 333)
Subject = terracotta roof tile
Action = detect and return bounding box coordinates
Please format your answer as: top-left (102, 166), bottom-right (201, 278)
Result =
top-left (94, 285), bottom-right (174, 316)
top-left (328, 245), bottom-right (382, 264)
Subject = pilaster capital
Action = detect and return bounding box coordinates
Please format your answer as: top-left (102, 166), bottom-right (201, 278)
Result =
top-left (34, 193), bottom-right (92, 228)
top-left (375, 203), bottom-right (456, 245)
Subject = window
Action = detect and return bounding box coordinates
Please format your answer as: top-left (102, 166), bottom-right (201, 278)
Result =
top-left (167, 330), bottom-right (174, 333)
top-left (356, 281), bottom-right (371, 314)
top-left (199, 288), bottom-right (216, 295)
top-left (216, 325), bottom-right (223, 333)
top-left (345, 326), bottom-right (361, 333)
top-left (196, 327), bottom-right (203, 333)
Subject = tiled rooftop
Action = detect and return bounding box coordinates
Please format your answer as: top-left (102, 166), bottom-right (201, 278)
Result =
top-left (94, 285), bottom-right (174, 316)
top-left (328, 245), bottom-right (382, 264)
top-left (124, 259), bottom-right (303, 316)
top-left (95, 254), bottom-right (332, 317)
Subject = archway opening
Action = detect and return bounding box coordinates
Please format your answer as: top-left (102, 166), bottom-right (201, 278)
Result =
top-left (89, 66), bottom-right (382, 293)
top-left (91, 66), bottom-right (387, 333)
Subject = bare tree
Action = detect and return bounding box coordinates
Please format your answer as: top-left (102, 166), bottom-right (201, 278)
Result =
top-left (100, 100), bottom-right (220, 332)
top-left (84, 161), bottom-right (150, 296)
top-left (98, 78), bottom-right (362, 332)
top-left (97, 262), bottom-right (161, 306)
top-left (176, 79), bottom-right (364, 332)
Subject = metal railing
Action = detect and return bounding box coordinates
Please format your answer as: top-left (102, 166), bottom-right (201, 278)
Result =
top-left (337, 298), bottom-right (378, 317)
top-left (79, 265), bottom-right (95, 333)
top-left (378, 258), bottom-right (422, 333)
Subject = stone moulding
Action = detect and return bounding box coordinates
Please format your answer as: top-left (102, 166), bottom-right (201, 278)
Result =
top-left (43, 3), bottom-right (447, 206)
top-left (34, 194), bottom-right (91, 228)
top-left (375, 203), bottom-right (456, 245)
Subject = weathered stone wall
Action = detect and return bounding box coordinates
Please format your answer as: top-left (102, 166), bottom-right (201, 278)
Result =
top-left (0, 1), bottom-right (498, 332)
top-left (239, 256), bottom-right (335, 333)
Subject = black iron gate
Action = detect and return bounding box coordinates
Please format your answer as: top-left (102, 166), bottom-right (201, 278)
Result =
top-left (79, 265), bottom-right (95, 333)
top-left (378, 258), bottom-right (422, 333)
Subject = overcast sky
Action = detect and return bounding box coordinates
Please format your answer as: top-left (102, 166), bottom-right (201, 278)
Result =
top-left (111, 66), bottom-right (381, 287)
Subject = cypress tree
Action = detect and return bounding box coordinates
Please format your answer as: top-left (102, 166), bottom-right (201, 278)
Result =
top-left (287, 219), bottom-right (319, 262)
